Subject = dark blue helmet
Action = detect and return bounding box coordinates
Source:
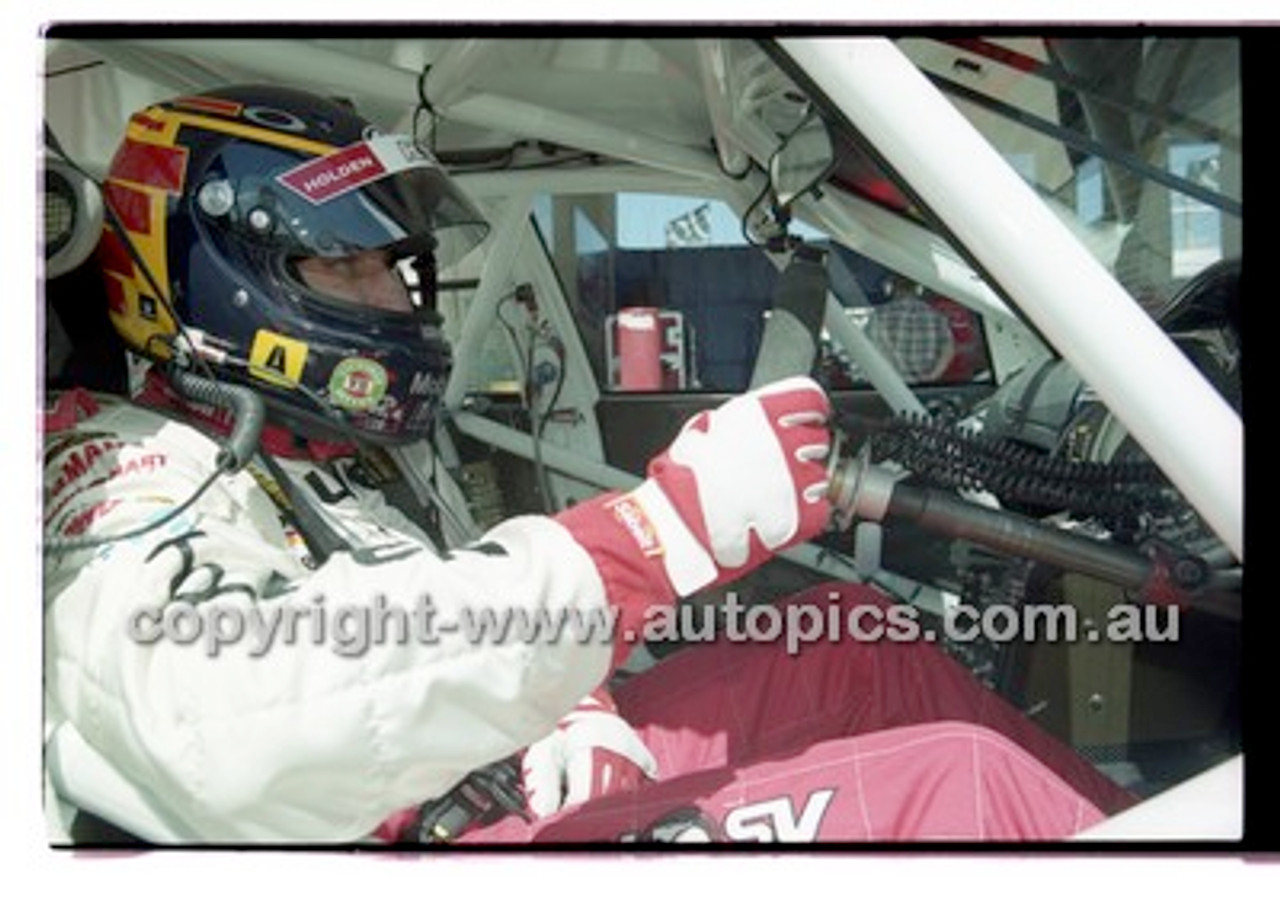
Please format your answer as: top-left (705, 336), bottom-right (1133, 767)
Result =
top-left (98, 84), bottom-right (488, 443)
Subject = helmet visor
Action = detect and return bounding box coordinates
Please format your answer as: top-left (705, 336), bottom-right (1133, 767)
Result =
top-left (207, 134), bottom-right (489, 267)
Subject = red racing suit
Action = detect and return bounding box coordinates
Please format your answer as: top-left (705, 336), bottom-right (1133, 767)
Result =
top-left (460, 584), bottom-right (1136, 843)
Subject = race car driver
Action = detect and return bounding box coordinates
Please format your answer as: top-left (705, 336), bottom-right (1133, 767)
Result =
top-left (43, 84), bottom-right (1132, 844)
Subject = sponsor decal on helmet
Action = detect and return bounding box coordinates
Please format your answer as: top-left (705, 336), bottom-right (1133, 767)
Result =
top-left (248, 329), bottom-right (310, 387)
top-left (409, 370), bottom-right (446, 397)
top-left (355, 403), bottom-right (407, 434)
top-left (405, 402), bottom-right (437, 432)
top-left (328, 357), bottom-right (389, 411)
top-left (276, 135), bottom-right (439, 205)
top-left (172, 95), bottom-right (245, 118)
top-left (242, 105), bottom-right (309, 133)
top-left (278, 143), bottom-right (384, 204)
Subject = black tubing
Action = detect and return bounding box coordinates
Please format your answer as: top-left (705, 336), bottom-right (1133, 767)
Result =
top-left (847, 411), bottom-right (1173, 524)
top-left (886, 482), bottom-right (1155, 590)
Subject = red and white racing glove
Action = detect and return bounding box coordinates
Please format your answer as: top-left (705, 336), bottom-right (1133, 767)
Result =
top-left (556, 376), bottom-right (832, 627)
top-left (521, 688), bottom-right (657, 819)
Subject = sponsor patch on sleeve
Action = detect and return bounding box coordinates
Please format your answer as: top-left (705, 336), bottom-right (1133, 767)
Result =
top-left (606, 493), bottom-right (665, 559)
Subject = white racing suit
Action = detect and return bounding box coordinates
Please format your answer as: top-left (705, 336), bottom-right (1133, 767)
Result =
top-left (43, 388), bottom-right (617, 842)
top-left (44, 379), bottom-right (1130, 844)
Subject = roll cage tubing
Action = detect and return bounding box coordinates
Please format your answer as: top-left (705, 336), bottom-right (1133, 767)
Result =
top-left (71, 37), bottom-right (1242, 562)
top-left (769, 37), bottom-right (1243, 562)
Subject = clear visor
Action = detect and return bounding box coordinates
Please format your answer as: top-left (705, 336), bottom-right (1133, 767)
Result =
top-left (292, 248), bottom-right (417, 314)
top-left (205, 134), bottom-right (489, 268)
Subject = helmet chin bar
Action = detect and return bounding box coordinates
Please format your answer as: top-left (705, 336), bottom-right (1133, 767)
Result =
top-left (265, 397), bottom-right (361, 447)
top-left (257, 369), bottom-right (443, 449)
top-left (167, 330), bottom-right (423, 450)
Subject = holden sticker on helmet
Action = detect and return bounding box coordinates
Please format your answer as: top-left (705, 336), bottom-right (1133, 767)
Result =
top-left (328, 357), bottom-right (389, 411)
top-left (249, 329), bottom-right (309, 387)
top-left (277, 134), bottom-right (438, 205)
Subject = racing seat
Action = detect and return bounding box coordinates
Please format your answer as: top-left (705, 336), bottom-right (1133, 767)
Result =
top-left (42, 154), bottom-right (129, 396)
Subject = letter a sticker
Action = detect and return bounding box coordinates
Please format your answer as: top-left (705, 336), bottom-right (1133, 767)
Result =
top-left (249, 330), bottom-right (309, 387)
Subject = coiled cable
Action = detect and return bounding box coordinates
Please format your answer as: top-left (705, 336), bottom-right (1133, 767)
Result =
top-left (839, 411), bottom-right (1176, 527)
top-left (43, 371), bottom-right (264, 555)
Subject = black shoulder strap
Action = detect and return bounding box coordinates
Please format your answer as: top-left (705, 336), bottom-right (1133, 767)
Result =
top-left (356, 445), bottom-right (449, 550)
top-left (250, 447), bottom-right (449, 566)
top-left (253, 453), bottom-right (354, 567)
